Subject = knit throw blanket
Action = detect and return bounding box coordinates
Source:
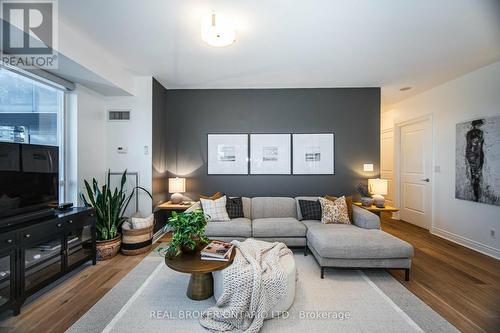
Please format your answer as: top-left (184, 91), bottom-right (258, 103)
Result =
top-left (199, 239), bottom-right (292, 333)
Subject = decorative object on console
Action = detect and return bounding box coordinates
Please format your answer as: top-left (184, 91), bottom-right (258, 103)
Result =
top-left (168, 177), bottom-right (186, 204)
top-left (292, 133), bottom-right (334, 174)
top-left (250, 134), bottom-right (291, 174)
top-left (318, 197), bottom-right (351, 224)
top-left (226, 197), bottom-right (244, 219)
top-left (298, 200), bottom-right (322, 221)
top-left (165, 210), bottom-right (209, 256)
top-left (325, 195), bottom-right (354, 222)
top-left (356, 183), bottom-right (373, 207)
top-left (80, 170), bottom-right (152, 260)
top-left (456, 115), bottom-right (500, 206)
top-left (200, 196), bottom-right (231, 222)
top-left (208, 134), bottom-right (248, 175)
top-left (368, 178), bottom-right (388, 208)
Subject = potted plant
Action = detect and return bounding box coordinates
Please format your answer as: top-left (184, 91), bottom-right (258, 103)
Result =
top-left (164, 210), bottom-right (210, 256)
top-left (80, 170), bottom-right (152, 261)
top-left (356, 183), bottom-right (373, 207)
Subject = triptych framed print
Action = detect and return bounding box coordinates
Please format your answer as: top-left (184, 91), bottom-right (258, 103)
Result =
top-left (207, 133), bottom-right (334, 175)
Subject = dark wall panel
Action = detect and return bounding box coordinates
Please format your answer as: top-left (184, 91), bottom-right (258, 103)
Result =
top-left (165, 88), bottom-right (380, 198)
top-left (152, 78), bottom-right (168, 207)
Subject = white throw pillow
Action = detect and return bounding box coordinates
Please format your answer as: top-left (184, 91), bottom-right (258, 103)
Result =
top-left (318, 196), bottom-right (351, 224)
top-left (200, 196), bottom-right (230, 222)
top-left (131, 214), bottom-right (155, 229)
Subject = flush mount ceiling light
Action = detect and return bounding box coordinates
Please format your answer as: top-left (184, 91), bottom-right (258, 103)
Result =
top-left (201, 13), bottom-right (236, 47)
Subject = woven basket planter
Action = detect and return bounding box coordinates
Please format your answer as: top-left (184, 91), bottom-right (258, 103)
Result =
top-left (96, 234), bottom-right (121, 261)
top-left (121, 225), bottom-right (154, 256)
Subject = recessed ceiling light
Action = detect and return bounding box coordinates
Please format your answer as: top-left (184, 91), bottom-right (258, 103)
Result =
top-left (201, 13), bottom-right (236, 47)
top-left (400, 87), bottom-right (412, 91)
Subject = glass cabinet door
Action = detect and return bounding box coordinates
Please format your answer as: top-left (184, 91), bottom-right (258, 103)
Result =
top-left (0, 251), bottom-right (12, 307)
top-left (67, 224), bottom-right (93, 267)
top-left (23, 236), bottom-right (63, 292)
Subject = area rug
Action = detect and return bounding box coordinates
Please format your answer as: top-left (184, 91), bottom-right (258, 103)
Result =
top-left (67, 245), bottom-right (458, 333)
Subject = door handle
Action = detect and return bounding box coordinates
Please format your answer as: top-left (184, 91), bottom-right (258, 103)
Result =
top-left (421, 178), bottom-right (430, 182)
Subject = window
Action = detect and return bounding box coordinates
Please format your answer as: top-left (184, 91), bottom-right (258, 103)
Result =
top-left (0, 68), bottom-right (66, 201)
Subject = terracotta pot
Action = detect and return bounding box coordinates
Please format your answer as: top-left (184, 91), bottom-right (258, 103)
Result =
top-left (96, 234), bottom-right (121, 261)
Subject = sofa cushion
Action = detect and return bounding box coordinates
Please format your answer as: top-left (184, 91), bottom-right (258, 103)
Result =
top-left (251, 197), bottom-right (297, 219)
top-left (295, 196), bottom-right (320, 220)
top-left (226, 197), bottom-right (244, 219)
top-left (252, 217), bottom-right (306, 237)
top-left (307, 223), bottom-right (413, 259)
top-left (318, 197), bottom-right (351, 224)
top-left (205, 218), bottom-right (252, 238)
top-left (201, 196), bottom-right (230, 222)
top-left (298, 200), bottom-right (322, 221)
top-left (325, 195), bottom-right (354, 222)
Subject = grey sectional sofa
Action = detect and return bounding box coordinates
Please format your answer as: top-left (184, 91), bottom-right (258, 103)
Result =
top-left (194, 196), bottom-right (414, 280)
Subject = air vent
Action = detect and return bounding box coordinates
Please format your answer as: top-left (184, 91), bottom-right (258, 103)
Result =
top-left (108, 110), bottom-right (131, 121)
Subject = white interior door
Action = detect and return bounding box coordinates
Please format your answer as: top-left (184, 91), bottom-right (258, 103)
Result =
top-left (400, 119), bottom-right (432, 229)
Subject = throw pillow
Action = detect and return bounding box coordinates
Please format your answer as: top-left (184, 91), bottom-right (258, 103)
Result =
top-left (131, 214), bottom-right (155, 229)
top-left (200, 196), bottom-right (230, 222)
top-left (318, 197), bottom-right (351, 224)
top-left (298, 200), bottom-right (322, 220)
top-left (325, 195), bottom-right (354, 222)
top-left (199, 192), bottom-right (223, 200)
top-left (226, 197), bottom-right (244, 219)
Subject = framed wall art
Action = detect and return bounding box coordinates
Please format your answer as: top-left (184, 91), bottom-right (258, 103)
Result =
top-left (250, 134), bottom-right (291, 174)
top-left (456, 115), bottom-right (500, 206)
top-left (293, 133), bottom-right (334, 175)
top-left (207, 134), bottom-right (248, 174)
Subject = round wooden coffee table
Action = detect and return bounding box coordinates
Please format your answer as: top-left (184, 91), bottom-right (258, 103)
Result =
top-left (164, 243), bottom-right (235, 300)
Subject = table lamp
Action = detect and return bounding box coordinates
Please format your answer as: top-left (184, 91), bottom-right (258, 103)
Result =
top-left (168, 177), bottom-right (186, 204)
top-left (368, 178), bottom-right (388, 208)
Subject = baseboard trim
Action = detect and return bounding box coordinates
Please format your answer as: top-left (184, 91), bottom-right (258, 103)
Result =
top-left (431, 227), bottom-right (500, 260)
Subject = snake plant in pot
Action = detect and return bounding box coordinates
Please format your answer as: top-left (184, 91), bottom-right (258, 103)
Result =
top-left (164, 210), bottom-right (210, 256)
top-left (80, 170), bottom-right (152, 260)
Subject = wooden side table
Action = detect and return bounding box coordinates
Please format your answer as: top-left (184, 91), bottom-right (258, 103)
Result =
top-left (154, 201), bottom-right (195, 234)
top-left (164, 243), bottom-right (235, 300)
top-left (353, 202), bottom-right (399, 217)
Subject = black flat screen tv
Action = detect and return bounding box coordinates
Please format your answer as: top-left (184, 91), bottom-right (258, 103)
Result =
top-left (0, 142), bottom-right (59, 225)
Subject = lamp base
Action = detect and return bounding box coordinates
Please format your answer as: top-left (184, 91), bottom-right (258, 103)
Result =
top-left (170, 193), bottom-right (183, 204)
top-left (372, 194), bottom-right (385, 208)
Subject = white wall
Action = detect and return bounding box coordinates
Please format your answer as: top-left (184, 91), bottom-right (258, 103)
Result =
top-left (66, 84), bottom-right (107, 204)
top-left (105, 77), bottom-right (153, 216)
top-left (384, 61), bottom-right (500, 258)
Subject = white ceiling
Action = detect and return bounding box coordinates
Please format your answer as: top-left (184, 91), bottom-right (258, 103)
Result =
top-left (60, 0), bottom-right (500, 104)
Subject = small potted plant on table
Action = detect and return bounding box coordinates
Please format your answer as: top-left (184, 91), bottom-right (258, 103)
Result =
top-left (165, 210), bottom-right (210, 256)
top-left (80, 170), bottom-right (152, 260)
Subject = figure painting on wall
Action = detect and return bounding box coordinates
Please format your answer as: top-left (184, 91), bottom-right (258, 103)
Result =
top-left (456, 115), bottom-right (500, 206)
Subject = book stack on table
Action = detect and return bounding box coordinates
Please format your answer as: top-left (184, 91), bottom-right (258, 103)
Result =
top-left (201, 240), bottom-right (234, 262)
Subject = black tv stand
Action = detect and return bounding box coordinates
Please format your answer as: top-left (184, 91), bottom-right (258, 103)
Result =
top-left (0, 207), bottom-right (96, 316)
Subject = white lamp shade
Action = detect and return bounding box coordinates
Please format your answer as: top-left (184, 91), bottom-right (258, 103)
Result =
top-left (201, 13), bottom-right (236, 47)
top-left (368, 178), bottom-right (388, 195)
top-left (168, 177), bottom-right (186, 193)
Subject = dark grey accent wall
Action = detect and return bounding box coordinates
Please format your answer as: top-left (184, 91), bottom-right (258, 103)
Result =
top-left (165, 88), bottom-right (380, 198)
top-left (152, 78), bottom-right (168, 207)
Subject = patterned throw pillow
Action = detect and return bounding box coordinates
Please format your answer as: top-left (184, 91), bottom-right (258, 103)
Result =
top-left (298, 200), bottom-right (322, 220)
top-left (325, 195), bottom-right (354, 222)
top-left (200, 196), bottom-right (230, 222)
top-left (226, 197), bottom-right (244, 219)
top-left (318, 197), bottom-right (351, 224)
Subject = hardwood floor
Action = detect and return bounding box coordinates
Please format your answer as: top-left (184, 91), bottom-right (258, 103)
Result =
top-left (0, 221), bottom-right (498, 333)
top-left (381, 214), bottom-right (500, 333)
